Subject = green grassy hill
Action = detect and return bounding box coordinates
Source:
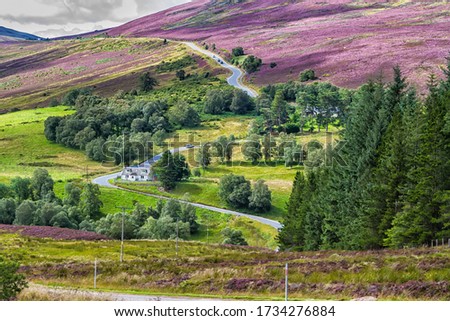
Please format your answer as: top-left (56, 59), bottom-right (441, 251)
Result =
top-left (0, 106), bottom-right (110, 183)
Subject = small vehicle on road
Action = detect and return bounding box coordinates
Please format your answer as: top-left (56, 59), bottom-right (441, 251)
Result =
top-left (185, 144), bottom-right (195, 149)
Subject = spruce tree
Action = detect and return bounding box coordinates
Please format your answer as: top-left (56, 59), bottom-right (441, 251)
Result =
top-left (278, 172), bottom-right (307, 250)
top-left (386, 81), bottom-right (450, 246)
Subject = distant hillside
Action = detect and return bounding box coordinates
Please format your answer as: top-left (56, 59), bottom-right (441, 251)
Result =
top-left (0, 26), bottom-right (44, 41)
top-left (106, 0), bottom-right (450, 90)
top-left (0, 38), bottom-right (227, 111)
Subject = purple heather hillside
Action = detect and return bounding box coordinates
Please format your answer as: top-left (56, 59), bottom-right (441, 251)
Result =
top-left (0, 224), bottom-right (109, 240)
top-left (107, 0), bottom-right (450, 91)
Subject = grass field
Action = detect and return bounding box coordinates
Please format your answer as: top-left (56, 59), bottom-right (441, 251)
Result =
top-left (167, 114), bottom-right (254, 146)
top-left (0, 106), bottom-right (112, 184)
top-left (2, 232), bottom-right (449, 300)
top-left (116, 167), bottom-right (294, 221)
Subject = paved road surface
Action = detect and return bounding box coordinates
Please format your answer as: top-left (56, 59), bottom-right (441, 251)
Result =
top-left (182, 42), bottom-right (258, 98)
top-left (30, 285), bottom-right (224, 301)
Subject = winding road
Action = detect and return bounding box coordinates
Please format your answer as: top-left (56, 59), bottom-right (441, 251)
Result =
top-left (92, 45), bottom-right (281, 230)
top-left (182, 42), bottom-right (258, 98)
top-left (92, 146), bottom-right (281, 230)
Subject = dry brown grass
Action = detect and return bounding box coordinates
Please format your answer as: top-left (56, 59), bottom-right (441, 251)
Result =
top-left (18, 284), bottom-right (112, 301)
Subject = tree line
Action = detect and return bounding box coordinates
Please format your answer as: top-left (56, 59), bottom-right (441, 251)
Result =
top-left (0, 168), bottom-right (201, 241)
top-left (46, 86), bottom-right (258, 166)
top-left (45, 90), bottom-right (201, 166)
top-left (279, 64), bottom-right (450, 250)
top-left (193, 133), bottom-right (323, 169)
top-left (0, 169), bottom-right (103, 230)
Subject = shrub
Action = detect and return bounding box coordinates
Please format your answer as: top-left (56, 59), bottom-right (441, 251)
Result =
top-left (300, 69), bottom-right (317, 82)
top-left (232, 47), bottom-right (245, 57)
top-left (222, 228), bottom-right (248, 246)
top-left (219, 174), bottom-right (252, 208)
top-left (285, 123), bottom-right (300, 134)
top-left (249, 180), bottom-right (272, 213)
top-left (156, 56), bottom-right (195, 73)
top-left (0, 256), bottom-right (27, 301)
top-left (242, 55), bottom-right (262, 73)
top-left (176, 69), bottom-right (186, 81)
top-left (49, 98), bottom-right (60, 107)
top-left (61, 88), bottom-right (92, 106)
top-left (139, 72), bottom-right (158, 92)
top-left (192, 168), bottom-right (201, 177)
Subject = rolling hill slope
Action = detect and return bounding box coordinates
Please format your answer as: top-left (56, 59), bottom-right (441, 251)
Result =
top-left (0, 38), bottom-right (227, 111)
top-left (106, 0), bottom-right (450, 91)
top-left (0, 26), bottom-right (44, 41)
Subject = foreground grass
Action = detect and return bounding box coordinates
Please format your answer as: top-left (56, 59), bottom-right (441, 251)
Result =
top-left (2, 233), bottom-right (449, 300)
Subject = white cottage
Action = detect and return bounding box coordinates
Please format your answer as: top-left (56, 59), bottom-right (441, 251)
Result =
top-left (121, 166), bottom-right (152, 182)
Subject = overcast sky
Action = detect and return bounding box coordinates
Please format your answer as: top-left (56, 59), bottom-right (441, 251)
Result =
top-left (0, 0), bottom-right (190, 38)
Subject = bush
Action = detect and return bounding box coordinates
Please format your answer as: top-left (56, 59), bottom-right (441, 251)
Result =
top-left (61, 88), bottom-right (92, 106)
top-left (219, 174), bottom-right (252, 208)
top-left (285, 123), bottom-right (300, 134)
top-left (156, 56), bottom-right (195, 73)
top-left (299, 69), bottom-right (317, 82)
top-left (176, 69), bottom-right (186, 81)
top-left (242, 55), bottom-right (262, 73)
top-left (139, 72), bottom-right (158, 92)
top-left (192, 168), bottom-right (201, 177)
top-left (222, 228), bottom-right (248, 246)
top-left (0, 256), bottom-right (28, 301)
top-left (0, 198), bottom-right (16, 225)
top-left (249, 180), bottom-right (272, 213)
top-left (232, 47), bottom-right (245, 57)
top-left (49, 98), bottom-right (60, 107)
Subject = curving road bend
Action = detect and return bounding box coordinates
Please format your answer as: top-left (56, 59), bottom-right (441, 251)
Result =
top-left (182, 42), bottom-right (258, 98)
top-left (93, 148), bottom-right (282, 230)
